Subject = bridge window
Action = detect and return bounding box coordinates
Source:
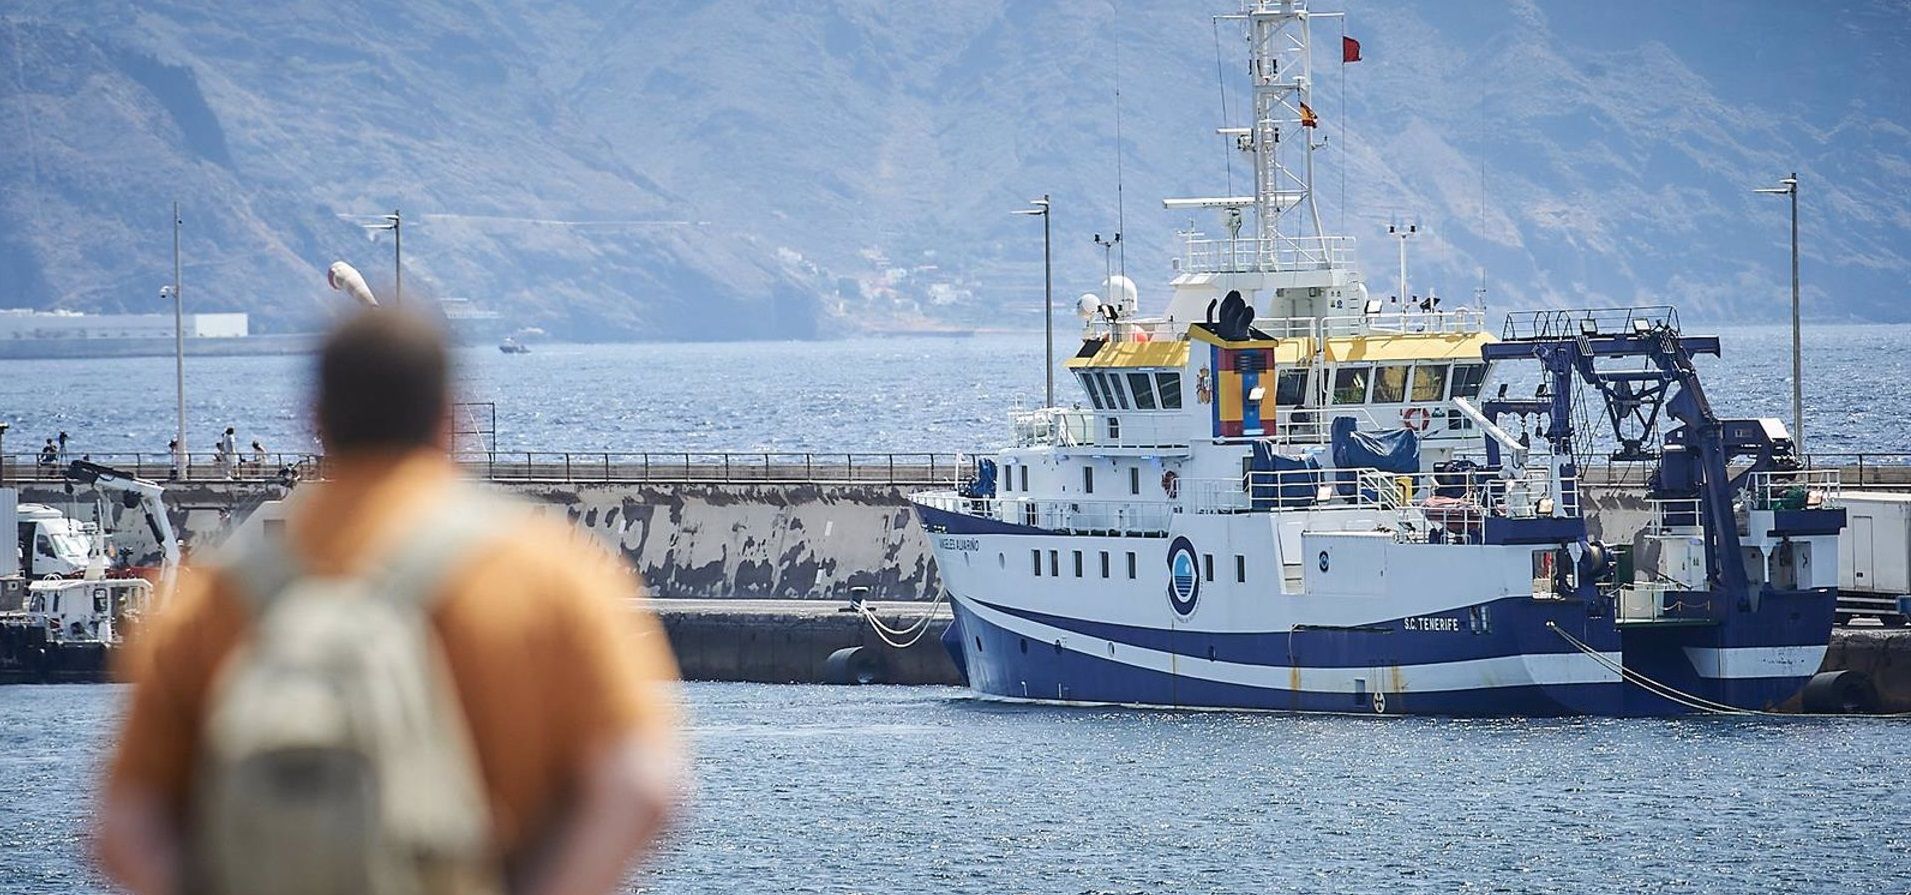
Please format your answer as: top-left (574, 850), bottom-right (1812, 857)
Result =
top-left (1126, 551), bottom-right (1137, 578)
top-left (1130, 467), bottom-right (1141, 495)
top-left (1203, 554), bottom-right (1215, 582)
top-left (1049, 550), bottom-right (1059, 577)
top-left (1450, 363), bottom-right (1488, 398)
top-left (1102, 373), bottom-right (1130, 409)
top-left (1019, 466), bottom-right (1029, 492)
top-left (1073, 550), bottom-right (1083, 577)
top-left (1127, 372), bottom-right (1157, 410)
top-left (1276, 369), bottom-right (1309, 406)
top-left (1157, 372), bottom-right (1183, 409)
top-left (1236, 555), bottom-right (1247, 583)
top-left (1371, 365), bottom-right (1410, 403)
top-left (1100, 550), bottom-right (1110, 578)
top-left (1332, 367), bottom-right (1369, 405)
top-left (1082, 373), bottom-right (1107, 409)
top-left (1083, 466), bottom-right (1094, 494)
top-left (1032, 549), bottom-right (1042, 575)
top-left (1410, 364), bottom-right (1450, 402)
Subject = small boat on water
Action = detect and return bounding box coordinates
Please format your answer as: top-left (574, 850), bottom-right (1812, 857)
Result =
top-left (499, 337), bottom-right (530, 354)
top-left (911, 0), bottom-right (1844, 717)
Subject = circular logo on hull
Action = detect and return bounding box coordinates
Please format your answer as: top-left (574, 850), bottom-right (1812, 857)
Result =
top-left (1167, 536), bottom-right (1200, 617)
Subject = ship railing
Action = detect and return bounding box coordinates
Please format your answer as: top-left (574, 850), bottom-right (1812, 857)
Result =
top-left (1186, 465), bottom-right (1559, 545)
top-left (1645, 497), bottom-right (1704, 534)
top-left (1011, 408), bottom-right (1095, 448)
top-left (1083, 318), bottom-right (1184, 343)
top-left (1261, 406), bottom-right (1390, 444)
top-left (914, 490), bottom-right (1173, 536)
top-left (1744, 468), bottom-right (1841, 511)
top-left (1009, 408), bottom-right (1189, 450)
top-left (1500, 305), bottom-right (1680, 341)
top-left (1312, 308), bottom-right (1487, 337)
top-left (1616, 582), bottom-right (1678, 623)
top-left (1175, 235), bottom-right (1354, 274)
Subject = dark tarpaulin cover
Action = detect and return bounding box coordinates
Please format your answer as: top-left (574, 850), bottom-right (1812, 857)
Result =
top-left (1248, 442), bottom-right (1320, 508)
top-left (1330, 416), bottom-right (1420, 474)
top-left (959, 458), bottom-right (997, 498)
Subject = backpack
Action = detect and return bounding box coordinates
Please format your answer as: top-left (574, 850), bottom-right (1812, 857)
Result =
top-left (190, 485), bottom-right (510, 895)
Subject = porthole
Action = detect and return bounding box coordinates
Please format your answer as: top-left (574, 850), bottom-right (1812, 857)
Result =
top-left (1019, 638), bottom-right (1029, 654)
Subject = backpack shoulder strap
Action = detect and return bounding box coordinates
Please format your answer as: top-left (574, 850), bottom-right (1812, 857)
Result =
top-left (371, 483), bottom-right (522, 611)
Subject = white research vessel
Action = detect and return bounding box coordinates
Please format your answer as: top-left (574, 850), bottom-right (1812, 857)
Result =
top-left (911, 0), bottom-right (1846, 716)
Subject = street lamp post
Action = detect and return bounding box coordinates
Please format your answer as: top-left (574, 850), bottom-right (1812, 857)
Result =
top-left (1755, 173), bottom-right (1802, 453)
top-left (1014, 195), bottom-right (1054, 407)
top-left (1, 421), bottom-right (10, 483)
top-left (391, 208), bottom-right (402, 306)
top-left (359, 210), bottom-right (404, 305)
top-left (166, 201), bottom-right (186, 479)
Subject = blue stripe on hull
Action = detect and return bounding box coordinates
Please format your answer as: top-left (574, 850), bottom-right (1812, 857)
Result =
top-left (947, 589), bottom-right (1835, 717)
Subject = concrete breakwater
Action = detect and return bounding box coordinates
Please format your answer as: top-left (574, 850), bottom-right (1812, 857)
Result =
top-left (8, 476), bottom-right (939, 601)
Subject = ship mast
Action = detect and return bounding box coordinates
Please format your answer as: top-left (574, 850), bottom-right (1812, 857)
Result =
top-left (1240, 0), bottom-right (1329, 262)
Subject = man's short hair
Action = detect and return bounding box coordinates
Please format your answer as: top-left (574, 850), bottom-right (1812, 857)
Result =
top-left (317, 310), bottom-right (451, 451)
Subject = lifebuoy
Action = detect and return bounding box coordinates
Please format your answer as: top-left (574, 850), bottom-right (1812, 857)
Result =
top-left (1401, 406), bottom-right (1433, 432)
top-left (1161, 470), bottom-right (1179, 498)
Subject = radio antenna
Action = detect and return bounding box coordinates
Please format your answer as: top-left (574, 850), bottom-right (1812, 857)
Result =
top-left (1112, 0), bottom-right (1128, 284)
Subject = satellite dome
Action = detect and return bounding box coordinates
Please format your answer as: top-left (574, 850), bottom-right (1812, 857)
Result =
top-left (1077, 293), bottom-right (1101, 320)
top-left (1102, 275), bottom-right (1139, 312)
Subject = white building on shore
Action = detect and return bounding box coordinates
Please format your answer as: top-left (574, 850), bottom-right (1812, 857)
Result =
top-left (0, 309), bottom-right (248, 341)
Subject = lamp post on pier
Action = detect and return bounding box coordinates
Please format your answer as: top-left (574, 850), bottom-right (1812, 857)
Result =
top-left (163, 201), bottom-right (186, 480)
top-left (358, 209), bottom-right (404, 305)
top-left (1014, 195), bottom-right (1054, 407)
top-left (1754, 173), bottom-right (1802, 453)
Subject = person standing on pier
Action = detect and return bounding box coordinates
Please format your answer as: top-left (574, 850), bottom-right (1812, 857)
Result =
top-left (215, 427), bottom-right (237, 479)
top-left (95, 309), bottom-right (686, 895)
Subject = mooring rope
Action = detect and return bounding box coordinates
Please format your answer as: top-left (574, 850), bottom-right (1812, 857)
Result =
top-left (855, 586), bottom-right (949, 650)
top-left (1546, 622), bottom-right (1760, 715)
top-left (1546, 621), bottom-right (1911, 719)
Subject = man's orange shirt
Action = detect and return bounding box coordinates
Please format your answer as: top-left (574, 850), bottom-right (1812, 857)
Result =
top-left (106, 451), bottom-right (681, 859)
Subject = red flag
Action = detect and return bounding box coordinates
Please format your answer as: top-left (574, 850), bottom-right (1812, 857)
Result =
top-left (1342, 35), bottom-right (1362, 63)
top-left (1299, 101), bottom-right (1318, 128)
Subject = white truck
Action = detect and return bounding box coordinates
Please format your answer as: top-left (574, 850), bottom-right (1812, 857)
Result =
top-left (9, 497), bottom-right (96, 580)
top-left (1837, 491), bottom-right (1911, 627)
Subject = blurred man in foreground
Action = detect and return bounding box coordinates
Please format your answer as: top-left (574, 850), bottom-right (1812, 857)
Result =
top-left (96, 309), bottom-right (685, 895)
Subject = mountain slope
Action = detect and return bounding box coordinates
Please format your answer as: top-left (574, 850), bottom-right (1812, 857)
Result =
top-left (0, 1), bottom-right (1904, 337)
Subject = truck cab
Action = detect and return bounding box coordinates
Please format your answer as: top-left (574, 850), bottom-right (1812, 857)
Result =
top-left (15, 503), bottom-right (93, 579)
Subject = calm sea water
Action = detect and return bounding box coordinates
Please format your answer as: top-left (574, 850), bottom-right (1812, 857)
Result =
top-left (0, 324), bottom-right (1907, 458)
top-left (2, 683), bottom-right (1908, 894)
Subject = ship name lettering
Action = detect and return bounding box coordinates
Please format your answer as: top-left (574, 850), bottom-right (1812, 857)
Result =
top-left (938, 537), bottom-right (981, 552)
top-left (1404, 616), bottom-right (1462, 632)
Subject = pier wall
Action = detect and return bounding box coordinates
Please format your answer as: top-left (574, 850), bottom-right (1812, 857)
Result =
top-left (12, 479), bottom-right (937, 601)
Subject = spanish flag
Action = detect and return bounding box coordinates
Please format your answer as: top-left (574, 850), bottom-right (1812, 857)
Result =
top-left (1300, 102), bottom-right (1318, 128)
